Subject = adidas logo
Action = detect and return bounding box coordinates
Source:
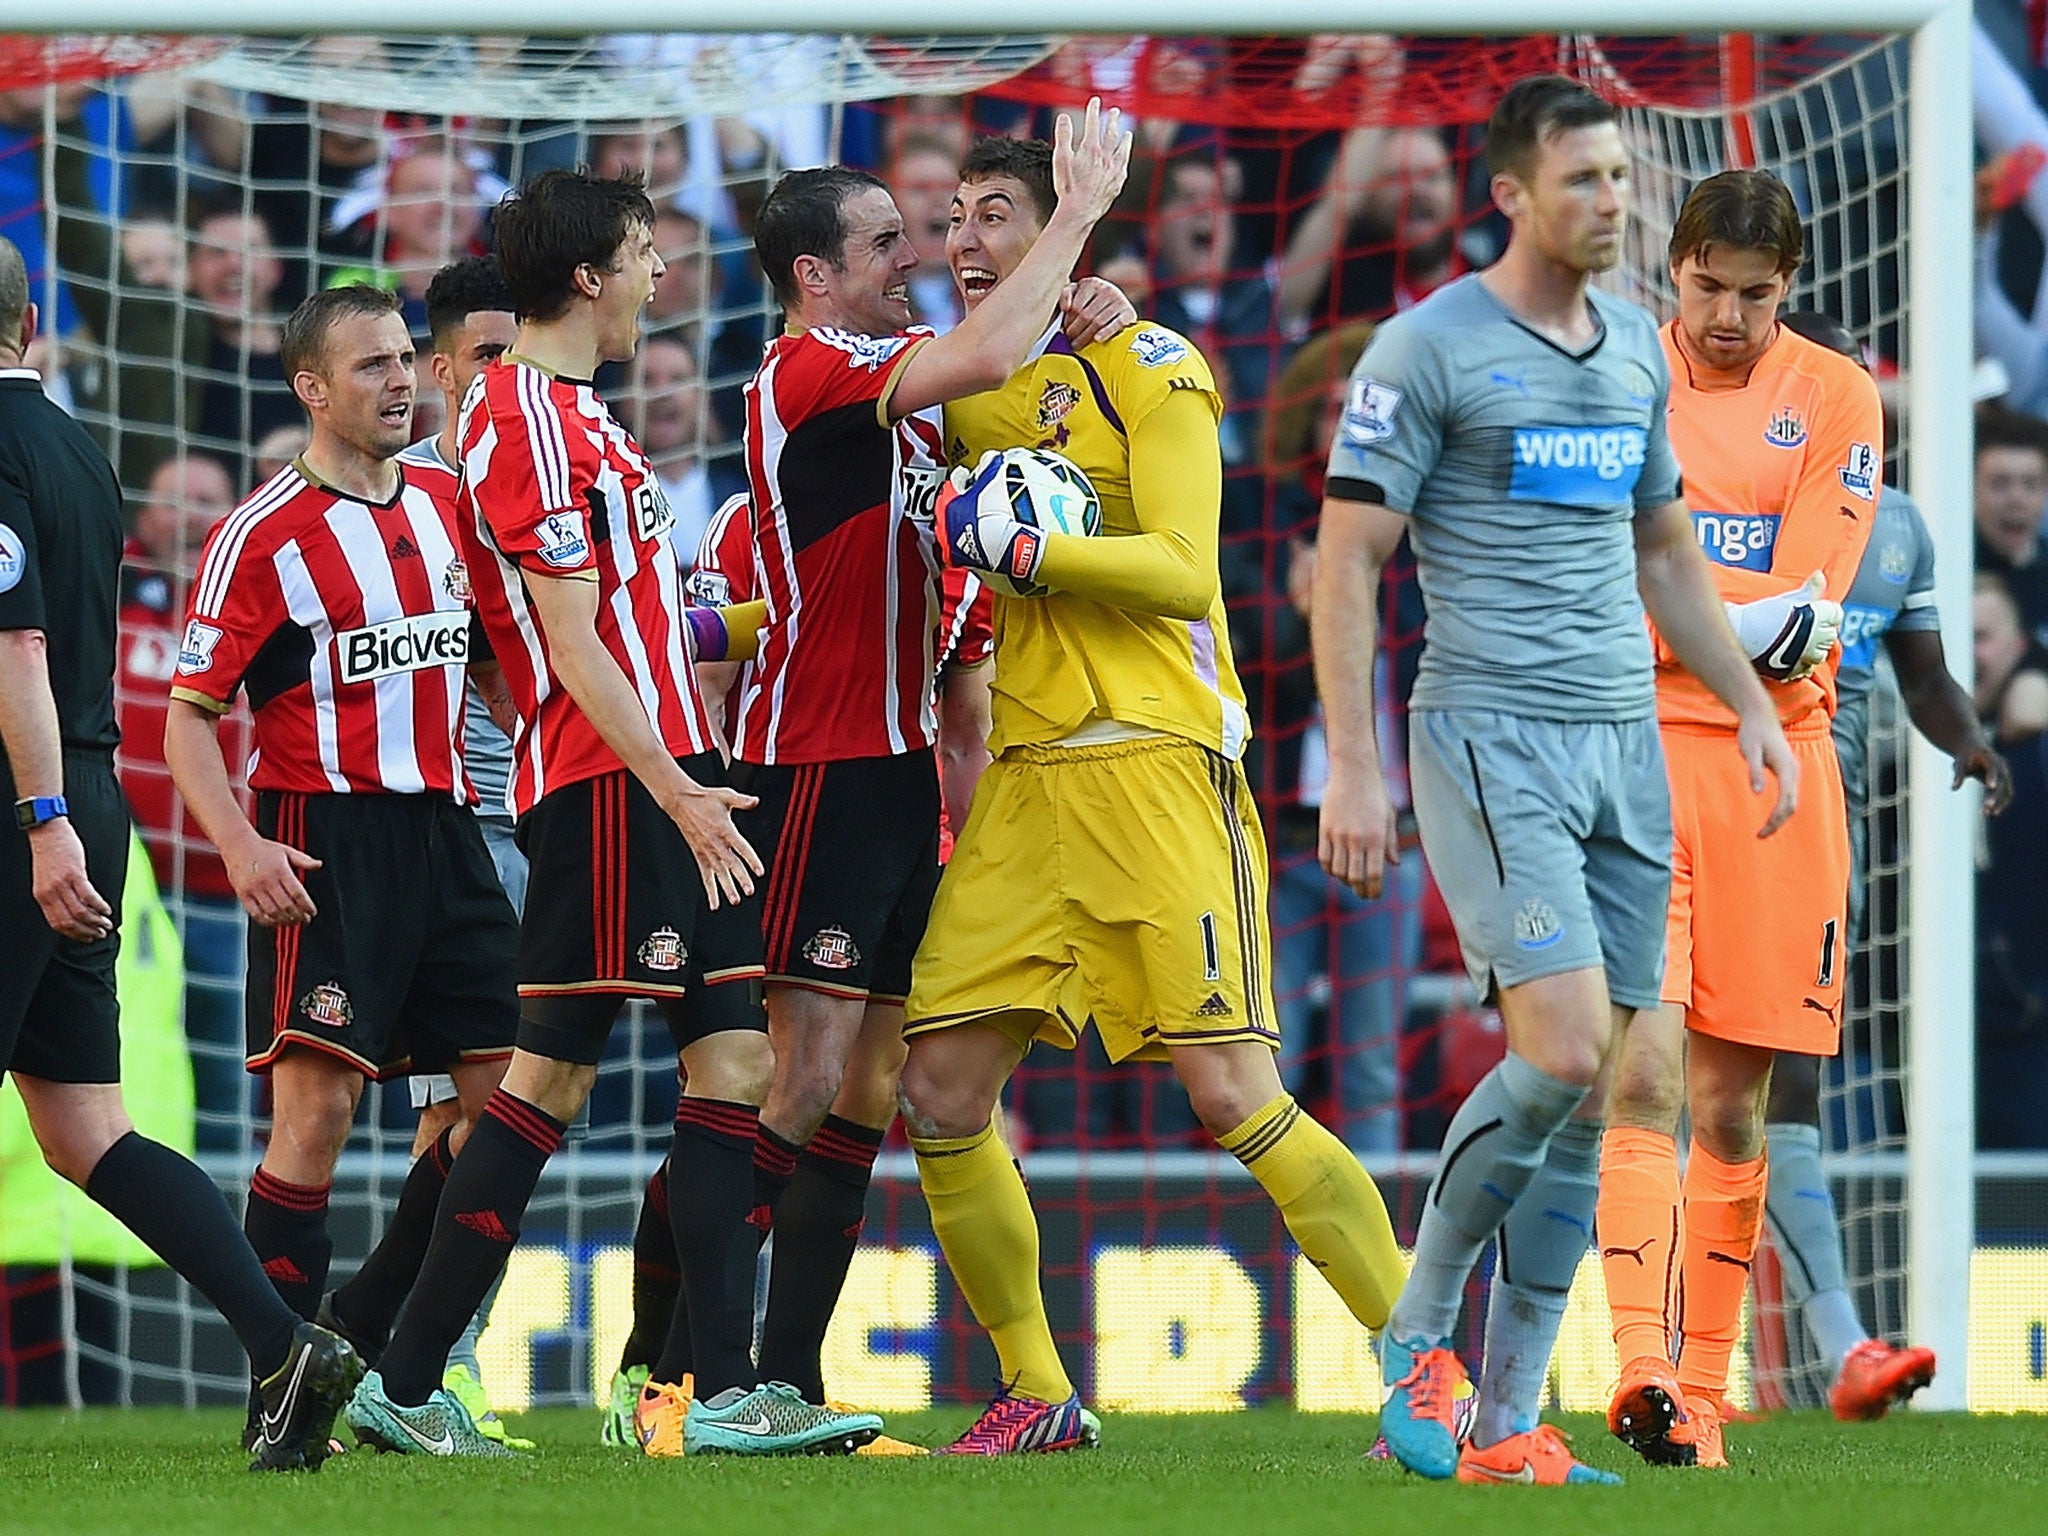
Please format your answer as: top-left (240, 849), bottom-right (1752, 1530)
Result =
top-left (261, 1256), bottom-right (309, 1284)
top-left (1195, 992), bottom-right (1232, 1018)
top-left (954, 525), bottom-right (985, 565)
top-left (391, 535), bottom-right (420, 559)
top-left (454, 1209), bottom-right (515, 1243)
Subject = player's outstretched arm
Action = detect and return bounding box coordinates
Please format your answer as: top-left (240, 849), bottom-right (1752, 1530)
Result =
top-left (163, 696), bottom-right (320, 928)
top-left (1310, 493), bottom-right (1405, 899)
top-left (1887, 627), bottom-right (2015, 814)
top-left (0, 628), bottom-right (113, 941)
top-left (523, 572), bottom-right (763, 908)
top-left (889, 98), bottom-right (1131, 420)
top-left (1635, 497), bottom-right (1800, 836)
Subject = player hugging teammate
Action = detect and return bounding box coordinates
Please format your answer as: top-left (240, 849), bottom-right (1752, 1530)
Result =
top-left (91, 74), bottom-right (1960, 1476)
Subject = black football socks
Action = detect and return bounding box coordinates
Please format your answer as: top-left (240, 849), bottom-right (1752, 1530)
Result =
top-left (756, 1115), bottom-right (885, 1401)
top-left (87, 1133), bottom-right (298, 1377)
top-left (377, 1091), bottom-right (564, 1406)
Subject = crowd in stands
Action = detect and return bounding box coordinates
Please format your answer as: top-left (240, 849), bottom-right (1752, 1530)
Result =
top-left (4, 21), bottom-right (2048, 1156)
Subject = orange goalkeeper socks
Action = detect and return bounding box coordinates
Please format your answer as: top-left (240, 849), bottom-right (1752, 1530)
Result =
top-left (910, 1121), bottom-right (1074, 1405)
top-left (1596, 1125), bottom-right (1682, 1366)
top-left (1676, 1140), bottom-right (1767, 1402)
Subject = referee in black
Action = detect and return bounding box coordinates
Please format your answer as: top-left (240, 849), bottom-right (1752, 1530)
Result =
top-left (0, 237), bottom-right (359, 1470)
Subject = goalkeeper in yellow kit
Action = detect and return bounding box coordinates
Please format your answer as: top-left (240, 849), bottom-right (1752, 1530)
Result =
top-left (902, 136), bottom-right (1407, 1455)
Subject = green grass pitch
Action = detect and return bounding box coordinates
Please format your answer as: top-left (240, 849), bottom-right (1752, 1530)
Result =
top-left (1, 1407), bottom-right (2040, 1536)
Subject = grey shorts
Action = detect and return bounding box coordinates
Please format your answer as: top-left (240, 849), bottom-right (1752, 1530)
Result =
top-left (1409, 709), bottom-right (1672, 1011)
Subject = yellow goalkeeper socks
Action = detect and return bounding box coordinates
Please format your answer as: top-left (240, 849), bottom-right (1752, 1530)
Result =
top-left (910, 1122), bottom-right (1074, 1404)
top-left (1218, 1093), bottom-right (1406, 1331)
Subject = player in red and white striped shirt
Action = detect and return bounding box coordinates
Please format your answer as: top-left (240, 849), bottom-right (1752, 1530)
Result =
top-left (730, 105), bottom-right (1130, 1414)
top-left (162, 285), bottom-right (520, 1412)
top-left (352, 170), bottom-right (877, 1462)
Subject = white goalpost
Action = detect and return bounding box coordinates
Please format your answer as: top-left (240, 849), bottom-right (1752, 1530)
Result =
top-left (0, 1), bottom-right (1977, 1417)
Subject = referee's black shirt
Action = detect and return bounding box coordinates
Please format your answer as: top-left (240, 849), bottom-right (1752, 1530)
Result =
top-left (0, 369), bottom-right (123, 759)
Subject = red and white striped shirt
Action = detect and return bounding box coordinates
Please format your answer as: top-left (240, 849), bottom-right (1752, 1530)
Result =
top-left (172, 462), bottom-right (472, 799)
top-left (739, 327), bottom-right (945, 764)
top-left (456, 358), bottom-right (716, 816)
top-left (938, 564), bottom-right (994, 673)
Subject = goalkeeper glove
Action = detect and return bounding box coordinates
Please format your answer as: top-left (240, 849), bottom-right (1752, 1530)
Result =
top-left (1726, 570), bottom-right (1842, 682)
top-left (939, 453), bottom-right (1045, 588)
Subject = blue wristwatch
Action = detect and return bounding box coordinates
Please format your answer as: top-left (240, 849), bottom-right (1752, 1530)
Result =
top-left (13, 795), bottom-right (68, 830)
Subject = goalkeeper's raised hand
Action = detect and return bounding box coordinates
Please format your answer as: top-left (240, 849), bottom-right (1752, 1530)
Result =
top-left (1726, 570), bottom-right (1842, 682)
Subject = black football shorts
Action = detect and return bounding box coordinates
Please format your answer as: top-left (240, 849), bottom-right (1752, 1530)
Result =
top-left (731, 747), bottom-right (941, 1003)
top-left (245, 791), bottom-right (519, 1079)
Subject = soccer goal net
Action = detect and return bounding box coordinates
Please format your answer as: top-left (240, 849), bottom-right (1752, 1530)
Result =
top-left (0, 12), bottom-right (1987, 1418)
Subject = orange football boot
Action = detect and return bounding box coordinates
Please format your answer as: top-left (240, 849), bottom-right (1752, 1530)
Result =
top-left (1457, 1424), bottom-right (1622, 1486)
top-left (1830, 1340), bottom-right (1936, 1422)
top-left (1667, 1392), bottom-right (1727, 1469)
top-left (1608, 1355), bottom-right (1693, 1466)
top-left (635, 1376), bottom-right (692, 1458)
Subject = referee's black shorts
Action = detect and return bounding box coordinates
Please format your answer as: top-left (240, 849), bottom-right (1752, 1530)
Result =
top-left (0, 751), bottom-right (127, 1085)
top-left (732, 746), bottom-right (941, 1004)
top-left (246, 790), bottom-right (519, 1080)
top-left (514, 751), bottom-right (765, 1064)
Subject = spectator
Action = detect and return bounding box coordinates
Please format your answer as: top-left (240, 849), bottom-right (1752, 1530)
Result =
top-left (620, 332), bottom-right (745, 565)
top-left (1132, 141), bottom-right (1362, 474)
top-left (1974, 404), bottom-right (2048, 643)
top-left (250, 422), bottom-right (309, 492)
top-left (187, 38), bottom-right (395, 303)
top-left (1318, 125), bottom-right (1478, 320)
top-left (0, 83), bottom-right (136, 338)
top-left (1974, 572), bottom-right (2048, 1149)
top-left (1971, 16), bottom-right (2048, 418)
top-left (120, 212), bottom-right (183, 290)
top-left (888, 130), bottom-right (965, 332)
top-left (1975, 571), bottom-right (2048, 742)
top-left (325, 139), bottom-right (490, 338)
top-left (649, 208), bottom-right (713, 330)
top-left (185, 202), bottom-right (299, 487)
top-left (114, 453), bottom-right (251, 1150)
top-left (1232, 322), bottom-right (1421, 1152)
top-left (591, 121), bottom-right (694, 216)
top-left (649, 206), bottom-right (769, 453)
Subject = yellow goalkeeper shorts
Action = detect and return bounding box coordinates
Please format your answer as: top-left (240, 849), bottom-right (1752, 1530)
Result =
top-left (904, 735), bottom-right (1278, 1064)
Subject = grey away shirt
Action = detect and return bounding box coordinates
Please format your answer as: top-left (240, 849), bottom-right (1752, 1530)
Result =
top-left (1326, 274), bottom-right (1682, 721)
top-left (1832, 483), bottom-right (1941, 803)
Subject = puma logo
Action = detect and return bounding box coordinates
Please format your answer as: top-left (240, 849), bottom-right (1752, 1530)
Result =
top-left (1803, 997), bottom-right (1841, 1026)
top-left (1601, 1238), bottom-right (1658, 1265)
top-left (1707, 1249), bottom-right (1753, 1271)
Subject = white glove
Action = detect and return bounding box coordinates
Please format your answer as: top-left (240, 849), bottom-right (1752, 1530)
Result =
top-left (1725, 570), bottom-right (1842, 683)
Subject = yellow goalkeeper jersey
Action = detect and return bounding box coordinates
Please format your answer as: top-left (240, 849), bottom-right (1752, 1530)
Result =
top-left (943, 323), bottom-right (1252, 761)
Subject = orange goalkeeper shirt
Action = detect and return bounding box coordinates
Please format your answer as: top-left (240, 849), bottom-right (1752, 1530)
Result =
top-left (1655, 322), bottom-right (1882, 730)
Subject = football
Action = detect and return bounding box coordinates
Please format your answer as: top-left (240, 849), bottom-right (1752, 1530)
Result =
top-left (970, 446), bottom-right (1103, 598)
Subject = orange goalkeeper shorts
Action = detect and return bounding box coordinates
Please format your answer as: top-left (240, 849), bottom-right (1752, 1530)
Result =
top-left (1660, 719), bottom-right (1848, 1056)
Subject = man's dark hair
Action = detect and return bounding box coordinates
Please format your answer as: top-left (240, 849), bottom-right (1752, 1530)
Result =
top-left (280, 283), bottom-right (404, 381)
top-left (754, 166), bottom-right (891, 310)
top-left (495, 168), bottom-right (657, 323)
top-left (1484, 74), bottom-right (1618, 181)
top-left (1976, 402), bottom-right (2048, 465)
top-left (1779, 309), bottom-right (1861, 362)
top-left (960, 136), bottom-right (1055, 225)
top-left (1669, 169), bottom-right (1803, 277)
top-left (425, 255), bottom-right (517, 352)
top-left (0, 236), bottom-right (28, 339)
top-left (184, 193), bottom-right (269, 242)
